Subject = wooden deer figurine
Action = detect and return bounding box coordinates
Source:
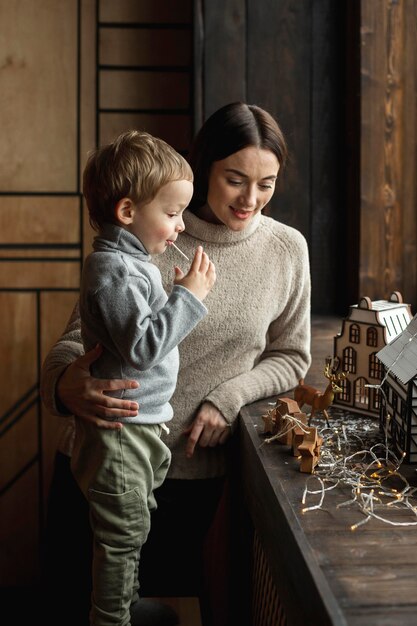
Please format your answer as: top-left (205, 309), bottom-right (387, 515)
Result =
top-left (294, 361), bottom-right (347, 426)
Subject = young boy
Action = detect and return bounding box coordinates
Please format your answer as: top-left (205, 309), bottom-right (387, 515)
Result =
top-left (71, 130), bottom-right (216, 626)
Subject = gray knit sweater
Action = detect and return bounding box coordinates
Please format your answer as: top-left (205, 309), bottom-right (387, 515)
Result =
top-left (41, 211), bottom-right (311, 479)
top-left (80, 224), bottom-right (207, 423)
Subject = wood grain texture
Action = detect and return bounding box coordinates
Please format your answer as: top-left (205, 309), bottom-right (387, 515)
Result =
top-left (100, 113), bottom-right (192, 152)
top-left (99, 0), bottom-right (192, 23)
top-left (310, 1), bottom-right (345, 314)
top-left (0, 196), bottom-right (80, 243)
top-left (0, 293), bottom-right (37, 416)
top-left (247, 0), bottom-right (311, 236)
top-left (80, 0), bottom-right (96, 191)
top-left (100, 70), bottom-right (190, 109)
top-left (399, 0), bottom-right (417, 307)
top-left (0, 0), bottom-right (78, 192)
top-left (202, 0), bottom-right (246, 117)
top-left (100, 28), bottom-right (191, 67)
top-left (360, 0), bottom-right (417, 309)
top-left (0, 261), bottom-right (80, 289)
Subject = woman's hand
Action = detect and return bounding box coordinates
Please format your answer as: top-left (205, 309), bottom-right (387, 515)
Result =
top-left (57, 344), bottom-right (139, 429)
top-left (183, 402), bottom-right (231, 458)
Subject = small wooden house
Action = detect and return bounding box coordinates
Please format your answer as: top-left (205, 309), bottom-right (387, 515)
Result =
top-left (332, 292), bottom-right (412, 416)
top-left (376, 314), bottom-right (417, 463)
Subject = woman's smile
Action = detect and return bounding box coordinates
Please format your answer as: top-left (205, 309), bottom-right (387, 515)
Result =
top-left (230, 207), bottom-right (254, 220)
top-left (199, 147), bottom-right (279, 230)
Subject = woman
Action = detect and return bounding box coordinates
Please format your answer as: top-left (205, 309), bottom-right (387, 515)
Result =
top-left (41, 102), bottom-right (311, 626)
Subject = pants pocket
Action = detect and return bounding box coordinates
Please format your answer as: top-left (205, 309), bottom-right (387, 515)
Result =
top-left (88, 486), bottom-right (150, 548)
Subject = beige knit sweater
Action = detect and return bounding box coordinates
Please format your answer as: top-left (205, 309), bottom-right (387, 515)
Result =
top-left (41, 211), bottom-right (311, 479)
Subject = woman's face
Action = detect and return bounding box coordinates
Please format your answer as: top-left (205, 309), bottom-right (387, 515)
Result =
top-left (202, 147), bottom-right (280, 231)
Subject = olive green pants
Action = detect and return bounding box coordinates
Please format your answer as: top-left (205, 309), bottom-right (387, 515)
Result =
top-left (71, 421), bottom-right (171, 626)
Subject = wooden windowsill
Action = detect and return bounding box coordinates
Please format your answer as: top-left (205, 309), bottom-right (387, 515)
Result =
top-left (239, 314), bottom-right (417, 625)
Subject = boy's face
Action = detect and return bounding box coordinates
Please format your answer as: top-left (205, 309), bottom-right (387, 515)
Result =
top-left (129, 179), bottom-right (193, 255)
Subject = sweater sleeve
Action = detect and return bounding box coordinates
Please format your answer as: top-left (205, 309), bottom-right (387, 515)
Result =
top-left (40, 301), bottom-right (84, 417)
top-left (91, 282), bottom-right (207, 371)
top-left (205, 235), bottom-right (311, 425)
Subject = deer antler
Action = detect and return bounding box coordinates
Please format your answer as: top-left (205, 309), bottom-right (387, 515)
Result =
top-left (324, 356), bottom-right (347, 383)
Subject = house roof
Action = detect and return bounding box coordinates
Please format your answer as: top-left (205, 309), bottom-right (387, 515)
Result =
top-left (347, 291), bottom-right (412, 344)
top-left (348, 296), bottom-right (412, 343)
top-left (377, 308), bottom-right (413, 342)
top-left (377, 314), bottom-right (417, 383)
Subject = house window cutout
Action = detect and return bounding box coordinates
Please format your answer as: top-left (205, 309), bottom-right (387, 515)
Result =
top-left (343, 346), bottom-right (356, 373)
top-left (354, 377), bottom-right (369, 408)
top-left (367, 327), bottom-right (378, 347)
top-left (372, 389), bottom-right (381, 410)
top-left (340, 377), bottom-right (351, 402)
top-left (369, 352), bottom-right (382, 379)
top-left (349, 324), bottom-right (360, 344)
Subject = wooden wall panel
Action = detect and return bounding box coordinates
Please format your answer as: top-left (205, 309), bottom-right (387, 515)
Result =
top-left (196, 0), bottom-right (345, 313)
top-left (0, 0), bottom-right (93, 587)
top-left (0, 293), bottom-right (37, 415)
top-left (247, 0), bottom-right (312, 237)
top-left (201, 0), bottom-right (246, 119)
top-left (310, 1), bottom-right (345, 313)
top-left (401, 0), bottom-right (417, 306)
top-left (0, 0), bottom-right (78, 192)
top-left (100, 71), bottom-right (190, 109)
top-left (100, 28), bottom-right (191, 66)
top-left (0, 197), bottom-right (80, 243)
top-left (360, 0), bottom-right (417, 308)
top-left (100, 0), bottom-right (192, 23)
top-left (100, 113), bottom-right (192, 151)
top-left (0, 407), bottom-right (38, 493)
top-left (0, 293), bottom-right (38, 584)
top-left (96, 0), bottom-right (194, 210)
top-left (80, 0), bottom-right (97, 185)
top-left (361, 2), bottom-right (398, 299)
top-left (0, 262), bottom-right (79, 289)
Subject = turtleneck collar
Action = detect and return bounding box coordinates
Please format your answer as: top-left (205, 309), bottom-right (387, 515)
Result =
top-left (183, 210), bottom-right (261, 244)
top-left (93, 223), bottom-right (150, 260)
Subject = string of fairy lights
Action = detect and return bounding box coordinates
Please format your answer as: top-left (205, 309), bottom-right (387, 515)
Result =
top-left (300, 416), bottom-right (417, 530)
top-left (260, 331), bottom-right (417, 529)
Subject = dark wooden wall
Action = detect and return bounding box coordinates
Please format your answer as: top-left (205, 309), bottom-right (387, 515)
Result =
top-left (358, 0), bottom-right (417, 310)
top-left (194, 0), bottom-right (417, 315)
top-left (194, 0), bottom-right (347, 314)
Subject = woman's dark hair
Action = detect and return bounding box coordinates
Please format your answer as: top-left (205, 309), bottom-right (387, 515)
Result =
top-left (188, 102), bottom-right (287, 212)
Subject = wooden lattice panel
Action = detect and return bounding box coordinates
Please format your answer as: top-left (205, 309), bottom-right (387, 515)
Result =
top-left (252, 532), bottom-right (287, 626)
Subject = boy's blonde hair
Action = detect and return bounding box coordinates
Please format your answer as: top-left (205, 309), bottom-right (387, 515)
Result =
top-left (83, 130), bottom-right (193, 231)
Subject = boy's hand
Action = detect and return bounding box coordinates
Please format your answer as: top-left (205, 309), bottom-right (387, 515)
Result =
top-left (173, 245), bottom-right (216, 301)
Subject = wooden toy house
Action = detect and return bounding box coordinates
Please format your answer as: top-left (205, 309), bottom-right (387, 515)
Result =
top-left (332, 292), bottom-right (412, 416)
top-left (376, 314), bottom-right (417, 463)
